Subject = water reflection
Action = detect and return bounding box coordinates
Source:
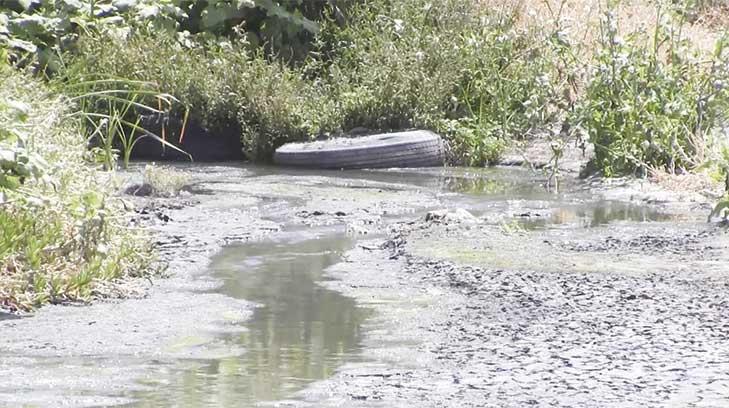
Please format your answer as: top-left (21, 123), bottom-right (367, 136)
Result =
top-left (516, 201), bottom-right (675, 229)
top-left (130, 232), bottom-right (370, 407)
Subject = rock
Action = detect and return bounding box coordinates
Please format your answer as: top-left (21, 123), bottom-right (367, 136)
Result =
top-left (425, 209), bottom-right (449, 222)
top-left (446, 208), bottom-right (478, 224)
top-left (425, 209), bottom-right (479, 225)
top-left (124, 183), bottom-right (154, 197)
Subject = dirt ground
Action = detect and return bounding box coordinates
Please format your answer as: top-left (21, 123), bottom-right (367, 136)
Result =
top-left (1, 163), bottom-right (727, 407)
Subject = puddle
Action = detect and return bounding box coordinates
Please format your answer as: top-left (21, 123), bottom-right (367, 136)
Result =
top-left (128, 230), bottom-right (370, 407)
top-left (511, 200), bottom-right (676, 230)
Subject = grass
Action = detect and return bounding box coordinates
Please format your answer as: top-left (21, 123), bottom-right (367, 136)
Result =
top-left (480, 0), bottom-right (725, 55)
top-left (1, 0), bottom-right (728, 314)
top-left (64, 0), bottom-right (727, 175)
top-left (143, 164), bottom-right (191, 197)
top-left (0, 65), bottom-right (155, 313)
top-left (568, 6), bottom-right (729, 176)
top-left (63, 32), bottom-right (320, 161)
top-left (64, 0), bottom-right (565, 165)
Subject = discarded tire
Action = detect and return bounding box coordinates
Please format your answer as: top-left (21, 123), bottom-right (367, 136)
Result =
top-left (273, 130), bottom-right (445, 169)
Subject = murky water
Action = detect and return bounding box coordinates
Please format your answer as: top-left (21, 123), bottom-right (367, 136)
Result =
top-left (124, 165), bottom-right (685, 407)
top-left (130, 230), bottom-right (369, 407)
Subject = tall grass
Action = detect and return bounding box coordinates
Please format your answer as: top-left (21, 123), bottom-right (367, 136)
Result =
top-left (570, 6), bottom-right (729, 176)
top-left (67, 0), bottom-right (564, 165)
top-left (58, 0), bottom-right (729, 182)
top-left (60, 78), bottom-right (192, 169)
top-left (0, 66), bottom-right (155, 312)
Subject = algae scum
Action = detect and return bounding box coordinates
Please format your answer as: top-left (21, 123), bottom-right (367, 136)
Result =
top-left (1, 165), bottom-right (714, 407)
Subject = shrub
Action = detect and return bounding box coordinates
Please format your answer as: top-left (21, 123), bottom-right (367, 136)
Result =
top-left (0, 65), bottom-right (153, 312)
top-left (142, 164), bottom-right (191, 197)
top-left (0, 0), bottom-right (340, 72)
top-left (571, 8), bottom-right (729, 176)
top-left (65, 31), bottom-right (323, 160)
top-left (310, 0), bottom-right (564, 165)
top-left (64, 0), bottom-right (564, 164)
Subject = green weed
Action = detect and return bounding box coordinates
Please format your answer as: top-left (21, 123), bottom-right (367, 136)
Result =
top-left (67, 0), bottom-right (564, 164)
top-left (60, 78), bottom-right (192, 169)
top-left (0, 67), bottom-right (154, 313)
top-left (142, 164), bottom-right (191, 197)
top-left (571, 6), bottom-right (729, 176)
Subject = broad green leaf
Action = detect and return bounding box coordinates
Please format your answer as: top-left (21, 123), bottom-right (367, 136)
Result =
top-left (112, 0), bottom-right (138, 12)
top-left (201, 4), bottom-right (244, 30)
top-left (236, 0), bottom-right (255, 8)
top-left (0, 173), bottom-right (21, 191)
top-left (57, 0), bottom-right (84, 13)
top-left (82, 191), bottom-right (104, 209)
top-left (0, 13), bottom-right (9, 36)
top-left (136, 5), bottom-right (161, 19)
top-left (0, 149), bottom-right (15, 165)
top-left (9, 15), bottom-right (50, 37)
top-left (17, 0), bottom-right (40, 12)
top-left (6, 100), bottom-right (30, 121)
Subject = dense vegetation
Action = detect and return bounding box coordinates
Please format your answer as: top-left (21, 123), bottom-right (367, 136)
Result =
top-left (3, 0), bottom-right (728, 171)
top-left (1, 0), bottom-right (729, 310)
top-left (0, 56), bottom-right (153, 312)
top-left (64, 1), bottom-right (564, 163)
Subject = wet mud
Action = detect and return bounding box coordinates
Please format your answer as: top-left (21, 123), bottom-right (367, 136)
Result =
top-left (1, 163), bottom-right (727, 407)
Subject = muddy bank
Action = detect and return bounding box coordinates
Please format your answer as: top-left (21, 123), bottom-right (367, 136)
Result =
top-left (293, 206), bottom-right (729, 407)
top-left (0, 164), bottom-right (443, 407)
top-left (1, 163), bottom-right (727, 407)
top-left (0, 166), bottom-right (272, 407)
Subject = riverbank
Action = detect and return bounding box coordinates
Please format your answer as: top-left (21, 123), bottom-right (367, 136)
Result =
top-left (0, 164), bottom-right (442, 406)
top-left (294, 176), bottom-right (729, 407)
top-left (301, 217), bottom-right (729, 407)
top-left (1, 163), bottom-right (725, 406)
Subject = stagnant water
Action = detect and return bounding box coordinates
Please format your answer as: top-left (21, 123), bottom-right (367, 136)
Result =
top-left (130, 229), bottom-right (369, 407)
top-left (124, 165), bottom-right (686, 407)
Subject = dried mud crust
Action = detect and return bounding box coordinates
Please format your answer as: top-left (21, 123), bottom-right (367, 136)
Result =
top-left (560, 230), bottom-right (715, 254)
top-left (296, 220), bottom-right (729, 407)
top-left (0, 188), bottom-right (275, 407)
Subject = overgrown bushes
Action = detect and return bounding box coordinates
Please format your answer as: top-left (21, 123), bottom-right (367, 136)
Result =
top-left (65, 32), bottom-right (321, 159)
top-left (66, 0), bottom-right (561, 164)
top-left (0, 63), bottom-right (154, 312)
top-left (571, 8), bottom-right (729, 176)
top-left (0, 0), bottom-right (342, 73)
top-left (5, 0), bottom-right (728, 174)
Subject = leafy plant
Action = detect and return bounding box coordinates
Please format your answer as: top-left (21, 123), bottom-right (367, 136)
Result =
top-left (0, 88), bottom-right (46, 196)
top-left (68, 30), bottom-right (325, 161)
top-left (66, 0), bottom-right (568, 163)
top-left (708, 144), bottom-right (729, 221)
top-left (571, 6), bottom-right (729, 177)
top-left (142, 164), bottom-right (191, 196)
top-left (0, 0), bottom-right (337, 73)
top-left (307, 0), bottom-right (563, 165)
top-left (438, 118), bottom-right (506, 166)
top-left (1, 66), bottom-right (155, 313)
